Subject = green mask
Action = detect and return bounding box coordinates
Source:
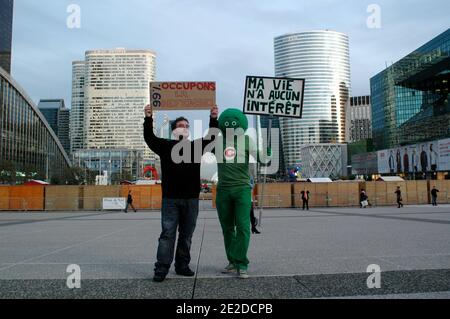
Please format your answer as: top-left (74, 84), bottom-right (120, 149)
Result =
top-left (218, 108), bottom-right (248, 134)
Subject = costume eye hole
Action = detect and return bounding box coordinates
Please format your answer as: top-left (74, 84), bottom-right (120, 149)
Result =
top-left (225, 122), bottom-right (230, 127)
top-left (232, 121), bottom-right (237, 126)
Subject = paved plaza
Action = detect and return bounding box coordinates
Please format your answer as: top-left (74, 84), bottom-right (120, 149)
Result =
top-left (0, 203), bottom-right (449, 299)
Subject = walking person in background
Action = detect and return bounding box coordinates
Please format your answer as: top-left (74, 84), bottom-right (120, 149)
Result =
top-left (431, 186), bottom-right (440, 206)
top-left (360, 189), bottom-right (368, 208)
top-left (250, 178), bottom-right (260, 234)
top-left (250, 198), bottom-right (260, 234)
top-left (125, 190), bottom-right (137, 213)
top-left (301, 189), bottom-right (310, 211)
top-left (395, 186), bottom-right (404, 208)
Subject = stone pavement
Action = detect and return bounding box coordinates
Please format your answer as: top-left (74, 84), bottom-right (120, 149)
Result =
top-left (0, 203), bottom-right (449, 299)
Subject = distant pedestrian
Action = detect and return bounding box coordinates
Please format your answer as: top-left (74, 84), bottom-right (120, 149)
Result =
top-left (395, 186), bottom-right (404, 208)
top-left (301, 189), bottom-right (310, 210)
top-left (360, 189), bottom-right (369, 208)
top-left (431, 186), bottom-right (439, 206)
top-left (250, 180), bottom-right (260, 234)
top-left (125, 190), bottom-right (137, 213)
top-left (250, 199), bottom-right (260, 234)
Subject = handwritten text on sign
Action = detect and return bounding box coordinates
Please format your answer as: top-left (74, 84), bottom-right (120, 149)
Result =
top-left (243, 76), bottom-right (305, 118)
top-left (150, 82), bottom-right (216, 110)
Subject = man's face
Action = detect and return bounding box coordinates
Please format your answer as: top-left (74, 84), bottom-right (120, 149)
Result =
top-left (173, 120), bottom-right (190, 140)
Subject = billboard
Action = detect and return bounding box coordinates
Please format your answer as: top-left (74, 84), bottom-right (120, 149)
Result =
top-left (377, 141), bottom-right (440, 174)
top-left (150, 82), bottom-right (216, 110)
top-left (243, 76), bottom-right (305, 118)
top-left (438, 138), bottom-right (450, 171)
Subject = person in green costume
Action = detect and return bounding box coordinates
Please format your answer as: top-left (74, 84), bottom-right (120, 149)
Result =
top-left (215, 108), bottom-right (268, 279)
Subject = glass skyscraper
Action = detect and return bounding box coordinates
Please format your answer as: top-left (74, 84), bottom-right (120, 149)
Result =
top-left (371, 28), bottom-right (450, 151)
top-left (38, 99), bottom-right (71, 156)
top-left (0, 0), bottom-right (14, 73)
top-left (0, 68), bottom-right (71, 182)
top-left (274, 30), bottom-right (351, 170)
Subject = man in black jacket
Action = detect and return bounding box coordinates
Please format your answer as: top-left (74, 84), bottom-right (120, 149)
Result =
top-left (143, 104), bottom-right (218, 282)
top-left (431, 186), bottom-right (439, 206)
top-left (301, 189), bottom-right (310, 211)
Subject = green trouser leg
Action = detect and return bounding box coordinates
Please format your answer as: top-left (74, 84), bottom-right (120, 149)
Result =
top-left (216, 186), bottom-right (251, 271)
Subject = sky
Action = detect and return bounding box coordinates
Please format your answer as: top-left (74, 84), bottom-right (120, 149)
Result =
top-left (10, 0), bottom-right (450, 129)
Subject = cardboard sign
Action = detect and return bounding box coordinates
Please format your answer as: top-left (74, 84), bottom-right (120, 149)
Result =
top-left (150, 82), bottom-right (216, 110)
top-left (243, 76), bottom-right (305, 118)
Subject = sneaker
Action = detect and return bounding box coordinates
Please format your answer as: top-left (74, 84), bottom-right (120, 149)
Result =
top-left (238, 269), bottom-right (249, 279)
top-left (175, 267), bottom-right (195, 277)
top-left (221, 263), bottom-right (237, 274)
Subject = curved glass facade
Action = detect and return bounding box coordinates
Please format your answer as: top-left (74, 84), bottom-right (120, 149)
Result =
top-left (371, 28), bottom-right (450, 151)
top-left (274, 30), bottom-right (351, 169)
top-left (0, 67), bottom-right (71, 181)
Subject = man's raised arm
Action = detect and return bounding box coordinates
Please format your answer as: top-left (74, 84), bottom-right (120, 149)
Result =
top-left (143, 104), bottom-right (166, 155)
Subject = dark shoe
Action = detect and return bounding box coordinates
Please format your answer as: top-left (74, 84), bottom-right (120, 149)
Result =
top-left (252, 228), bottom-right (261, 234)
top-left (175, 267), bottom-right (195, 277)
top-left (153, 271), bottom-right (167, 282)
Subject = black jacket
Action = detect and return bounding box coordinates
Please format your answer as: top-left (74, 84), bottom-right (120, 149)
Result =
top-left (143, 116), bottom-right (218, 199)
top-left (431, 189), bottom-right (439, 197)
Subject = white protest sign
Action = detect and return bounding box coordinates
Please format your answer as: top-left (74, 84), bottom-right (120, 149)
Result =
top-left (243, 76), bottom-right (305, 118)
top-left (102, 198), bottom-right (126, 210)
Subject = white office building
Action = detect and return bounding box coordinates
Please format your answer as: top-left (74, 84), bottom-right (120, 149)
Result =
top-left (70, 48), bottom-right (157, 164)
top-left (346, 95), bottom-right (372, 143)
top-left (274, 30), bottom-right (351, 170)
top-left (70, 61), bottom-right (86, 154)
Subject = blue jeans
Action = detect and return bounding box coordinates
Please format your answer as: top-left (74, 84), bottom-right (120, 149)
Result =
top-left (432, 196), bottom-right (437, 206)
top-left (155, 198), bottom-right (199, 274)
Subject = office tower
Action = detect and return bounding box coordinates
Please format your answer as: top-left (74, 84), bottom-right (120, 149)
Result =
top-left (347, 95), bottom-right (372, 143)
top-left (38, 99), bottom-right (71, 156)
top-left (70, 61), bottom-right (86, 154)
top-left (0, 68), bottom-right (71, 181)
top-left (274, 30), bottom-right (351, 171)
top-left (71, 48), bottom-right (157, 163)
top-left (0, 0), bottom-right (14, 73)
top-left (371, 28), bottom-right (450, 150)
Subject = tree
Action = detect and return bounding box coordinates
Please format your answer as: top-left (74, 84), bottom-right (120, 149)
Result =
top-left (0, 160), bottom-right (16, 185)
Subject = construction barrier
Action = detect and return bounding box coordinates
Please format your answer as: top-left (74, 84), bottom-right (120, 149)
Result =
top-left (1, 181), bottom-right (450, 211)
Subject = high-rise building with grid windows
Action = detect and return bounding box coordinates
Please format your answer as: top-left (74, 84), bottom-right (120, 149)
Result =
top-left (70, 61), bottom-right (86, 154)
top-left (346, 95), bottom-right (372, 143)
top-left (71, 49), bottom-right (157, 164)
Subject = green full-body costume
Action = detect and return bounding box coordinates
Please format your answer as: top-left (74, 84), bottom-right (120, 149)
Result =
top-left (216, 109), bottom-right (255, 271)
